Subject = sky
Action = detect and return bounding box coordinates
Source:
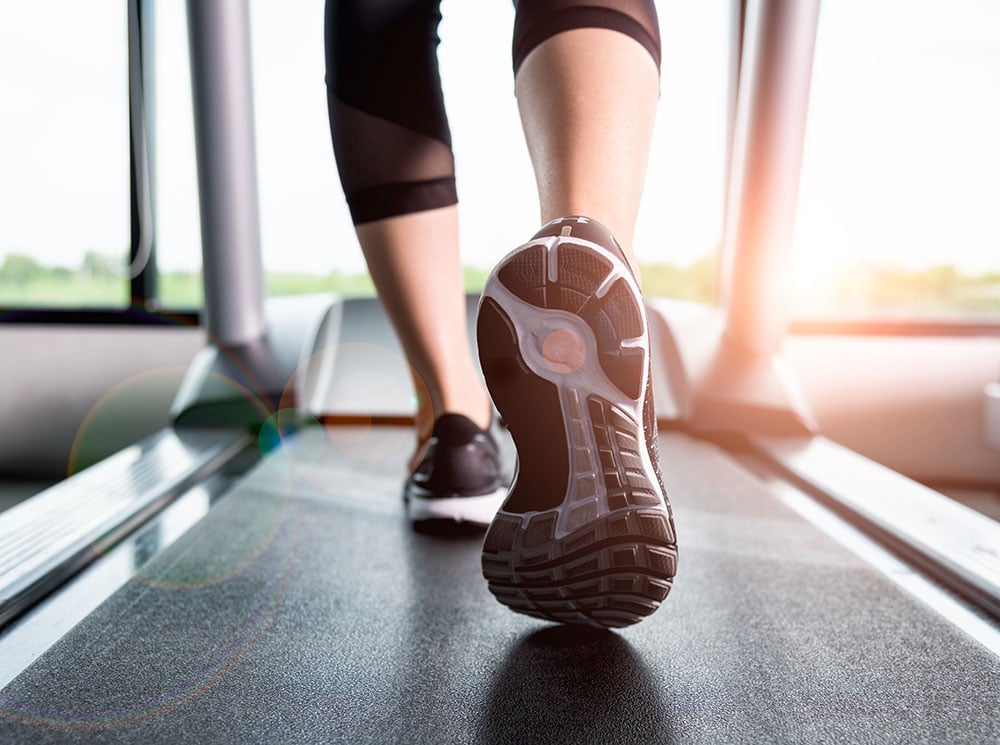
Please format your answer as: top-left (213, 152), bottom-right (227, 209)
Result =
top-left (1, 0), bottom-right (998, 283)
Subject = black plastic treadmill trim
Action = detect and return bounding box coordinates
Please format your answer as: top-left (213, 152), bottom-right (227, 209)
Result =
top-left (0, 309), bottom-right (201, 326)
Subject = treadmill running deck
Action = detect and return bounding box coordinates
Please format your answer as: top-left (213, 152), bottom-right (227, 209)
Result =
top-left (0, 427), bottom-right (997, 743)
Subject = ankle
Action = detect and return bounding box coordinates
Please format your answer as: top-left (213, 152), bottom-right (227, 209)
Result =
top-left (437, 392), bottom-right (493, 432)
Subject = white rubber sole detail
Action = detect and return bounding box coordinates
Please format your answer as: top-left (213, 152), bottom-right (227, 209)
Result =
top-left (406, 486), bottom-right (509, 526)
top-left (481, 236), bottom-right (664, 534)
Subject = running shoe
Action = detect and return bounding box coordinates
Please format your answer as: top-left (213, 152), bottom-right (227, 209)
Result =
top-left (477, 216), bottom-right (677, 629)
top-left (404, 413), bottom-right (508, 526)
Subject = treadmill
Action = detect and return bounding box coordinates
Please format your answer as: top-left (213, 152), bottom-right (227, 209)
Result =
top-left (1, 1), bottom-right (997, 742)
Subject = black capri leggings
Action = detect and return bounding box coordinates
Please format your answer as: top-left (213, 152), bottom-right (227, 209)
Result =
top-left (325, 0), bottom-right (661, 225)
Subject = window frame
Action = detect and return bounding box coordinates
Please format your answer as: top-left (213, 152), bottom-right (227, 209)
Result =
top-left (0, 0), bottom-right (199, 327)
top-left (1, 0), bottom-right (993, 337)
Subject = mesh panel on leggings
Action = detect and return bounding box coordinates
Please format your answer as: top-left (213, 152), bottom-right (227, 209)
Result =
top-left (324, 0), bottom-right (456, 224)
top-left (325, 0), bottom-right (660, 225)
top-left (512, 0), bottom-right (661, 74)
top-left (328, 99), bottom-right (457, 225)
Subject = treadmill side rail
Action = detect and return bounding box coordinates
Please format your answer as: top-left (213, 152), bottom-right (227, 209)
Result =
top-left (0, 428), bottom-right (251, 627)
top-left (754, 434), bottom-right (1000, 618)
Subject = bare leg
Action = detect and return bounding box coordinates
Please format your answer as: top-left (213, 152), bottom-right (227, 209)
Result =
top-left (478, 21), bottom-right (675, 627)
top-left (515, 27), bottom-right (660, 278)
top-left (344, 26), bottom-right (657, 474)
top-left (355, 205), bottom-right (491, 469)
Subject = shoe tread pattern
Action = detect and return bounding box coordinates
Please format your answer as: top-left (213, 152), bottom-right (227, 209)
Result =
top-left (480, 231), bottom-right (677, 628)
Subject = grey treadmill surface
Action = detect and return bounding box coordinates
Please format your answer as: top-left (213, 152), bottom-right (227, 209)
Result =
top-left (0, 427), bottom-right (997, 744)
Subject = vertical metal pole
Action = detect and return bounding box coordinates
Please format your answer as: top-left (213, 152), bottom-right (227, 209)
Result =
top-left (720, 0), bottom-right (820, 356)
top-left (186, 0), bottom-right (266, 346)
top-left (724, 0), bottom-right (747, 216)
top-left (128, 0), bottom-right (156, 304)
top-left (717, 0), bottom-right (747, 300)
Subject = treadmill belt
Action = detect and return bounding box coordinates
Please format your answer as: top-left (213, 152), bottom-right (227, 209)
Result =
top-left (0, 427), bottom-right (997, 743)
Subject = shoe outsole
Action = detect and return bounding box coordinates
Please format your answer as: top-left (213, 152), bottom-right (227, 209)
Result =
top-left (477, 224), bottom-right (677, 629)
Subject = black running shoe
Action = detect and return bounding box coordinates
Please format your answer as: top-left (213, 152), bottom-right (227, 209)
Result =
top-left (477, 216), bottom-right (677, 629)
top-left (404, 413), bottom-right (508, 526)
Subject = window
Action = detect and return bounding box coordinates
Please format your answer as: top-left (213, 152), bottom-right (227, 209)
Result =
top-left (0, 2), bottom-right (130, 307)
top-left (248, 0), bottom-right (372, 300)
top-left (0, 2), bottom-right (732, 312)
top-left (151, 1), bottom-right (203, 309)
top-left (792, 0), bottom-right (1000, 322)
top-left (244, 0), bottom-right (730, 303)
top-left (635, 0), bottom-right (730, 302)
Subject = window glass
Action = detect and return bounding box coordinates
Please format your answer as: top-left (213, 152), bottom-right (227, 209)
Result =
top-left (792, 0), bottom-right (1000, 320)
top-left (245, 0), bottom-right (729, 303)
top-left (0, 2), bottom-right (732, 311)
top-left (152, 1), bottom-right (203, 308)
top-left (635, 0), bottom-right (730, 302)
top-left (0, 2), bottom-right (129, 307)
top-left (249, 1), bottom-right (371, 299)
